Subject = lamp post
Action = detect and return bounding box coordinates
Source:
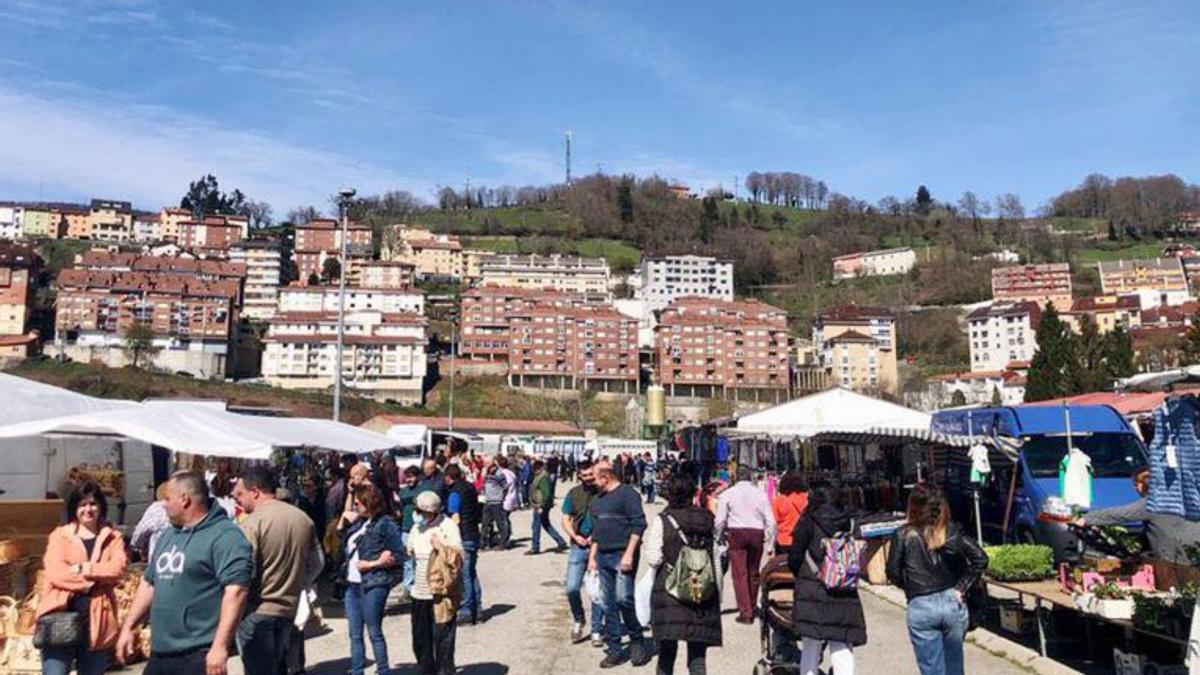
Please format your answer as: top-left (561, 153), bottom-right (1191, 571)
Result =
top-left (448, 310), bottom-right (457, 432)
top-left (333, 187), bottom-right (356, 421)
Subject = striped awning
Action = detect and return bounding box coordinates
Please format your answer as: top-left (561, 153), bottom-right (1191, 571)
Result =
top-left (809, 427), bottom-right (1023, 462)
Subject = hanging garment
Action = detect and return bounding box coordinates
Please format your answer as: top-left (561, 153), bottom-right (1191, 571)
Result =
top-left (968, 444), bottom-right (992, 484)
top-left (1059, 447), bottom-right (1093, 510)
top-left (716, 436), bottom-right (730, 464)
top-left (1147, 398), bottom-right (1200, 520)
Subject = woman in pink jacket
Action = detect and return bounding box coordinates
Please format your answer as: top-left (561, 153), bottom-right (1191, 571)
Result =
top-left (36, 480), bottom-right (129, 675)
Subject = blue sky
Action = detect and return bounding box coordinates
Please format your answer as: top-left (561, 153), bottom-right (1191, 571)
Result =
top-left (0, 0), bottom-right (1197, 215)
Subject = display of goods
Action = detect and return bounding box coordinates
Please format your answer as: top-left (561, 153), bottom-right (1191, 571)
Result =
top-left (0, 541), bottom-right (21, 566)
top-left (0, 595), bottom-right (16, 639)
top-left (1131, 591), bottom-right (1192, 639)
top-left (984, 545), bottom-right (1055, 581)
top-left (115, 565), bottom-right (144, 624)
top-left (66, 465), bottom-right (125, 499)
top-left (0, 558), bottom-right (33, 600)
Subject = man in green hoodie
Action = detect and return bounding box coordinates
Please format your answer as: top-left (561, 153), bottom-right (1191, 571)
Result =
top-left (116, 471), bottom-right (253, 675)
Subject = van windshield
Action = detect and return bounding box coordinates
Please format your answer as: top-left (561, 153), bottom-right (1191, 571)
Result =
top-left (1021, 434), bottom-right (1148, 478)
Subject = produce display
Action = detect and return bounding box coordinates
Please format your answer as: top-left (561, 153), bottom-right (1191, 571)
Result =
top-left (984, 545), bottom-right (1055, 582)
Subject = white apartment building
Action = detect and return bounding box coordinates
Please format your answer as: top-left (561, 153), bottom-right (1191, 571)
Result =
top-left (261, 310), bottom-right (427, 404)
top-left (278, 285), bottom-right (425, 316)
top-left (0, 207), bottom-right (20, 241)
top-left (966, 301), bottom-right (1041, 372)
top-left (831, 247), bottom-right (917, 279)
top-left (229, 241), bottom-right (282, 320)
top-left (638, 255), bottom-right (734, 311)
top-left (132, 214), bottom-right (163, 242)
top-left (479, 253), bottom-right (611, 302)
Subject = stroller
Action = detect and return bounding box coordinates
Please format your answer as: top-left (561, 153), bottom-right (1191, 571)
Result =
top-left (753, 554), bottom-right (807, 674)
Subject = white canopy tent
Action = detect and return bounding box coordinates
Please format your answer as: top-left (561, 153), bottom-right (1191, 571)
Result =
top-left (0, 391), bottom-right (400, 460)
top-left (0, 373), bottom-right (138, 426)
top-left (732, 387), bottom-right (933, 439)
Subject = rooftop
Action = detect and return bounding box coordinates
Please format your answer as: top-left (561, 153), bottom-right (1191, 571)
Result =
top-left (966, 301), bottom-right (1041, 321)
top-left (830, 246), bottom-right (913, 261)
top-left (818, 304), bottom-right (895, 322)
top-left (369, 414), bottom-right (580, 435)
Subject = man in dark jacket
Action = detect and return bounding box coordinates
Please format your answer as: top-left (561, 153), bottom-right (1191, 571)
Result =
top-left (444, 464), bottom-right (484, 624)
top-left (587, 459), bottom-right (650, 669)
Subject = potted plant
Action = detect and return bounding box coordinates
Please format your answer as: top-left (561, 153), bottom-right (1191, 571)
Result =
top-left (984, 545), bottom-right (1055, 582)
top-left (1087, 582), bottom-right (1134, 620)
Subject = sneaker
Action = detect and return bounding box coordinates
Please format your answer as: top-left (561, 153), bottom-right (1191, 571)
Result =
top-left (599, 652), bottom-right (629, 669)
top-left (456, 611), bottom-right (475, 625)
top-left (629, 640), bottom-right (651, 667)
top-left (591, 633), bottom-right (604, 648)
top-left (570, 622), bottom-right (586, 643)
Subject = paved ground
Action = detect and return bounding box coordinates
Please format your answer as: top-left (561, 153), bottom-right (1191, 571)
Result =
top-left (120, 486), bottom-right (1046, 674)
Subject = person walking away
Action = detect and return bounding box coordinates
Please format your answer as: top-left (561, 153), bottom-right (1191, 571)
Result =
top-left (562, 460), bottom-right (605, 645)
top-left (772, 474), bottom-right (809, 551)
top-left (396, 466), bottom-right (430, 595)
top-left (130, 482), bottom-right (171, 562)
top-left (443, 465), bottom-right (484, 625)
top-left (528, 460), bottom-right (568, 555)
top-left (116, 471), bottom-right (252, 675)
top-left (714, 466), bottom-right (776, 624)
top-left (479, 459), bottom-right (511, 550)
top-left (419, 459), bottom-right (447, 501)
top-left (640, 453), bottom-right (658, 504)
top-left (519, 457), bottom-right (533, 509)
top-left (787, 484), bottom-right (866, 675)
top-left (887, 487), bottom-right (988, 675)
top-left (498, 456), bottom-right (520, 545)
top-left (643, 475), bottom-right (722, 674)
top-left (38, 480), bottom-right (129, 675)
top-left (233, 467), bottom-right (321, 675)
top-left (340, 485), bottom-right (404, 675)
top-left (407, 492), bottom-right (464, 675)
top-left (587, 460), bottom-right (651, 668)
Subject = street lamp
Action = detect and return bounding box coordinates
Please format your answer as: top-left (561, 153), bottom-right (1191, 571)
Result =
top-left (333, 186), bottom-right (356, 422)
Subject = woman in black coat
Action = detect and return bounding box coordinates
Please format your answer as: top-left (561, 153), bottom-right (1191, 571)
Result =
top-left (644, 475), bottom-right (722, 674)
top-left (787, 483), bottom-right (866, 675)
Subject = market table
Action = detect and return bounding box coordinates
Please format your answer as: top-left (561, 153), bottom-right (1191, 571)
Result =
top-left (986, 579), bottom-right (1191, 661)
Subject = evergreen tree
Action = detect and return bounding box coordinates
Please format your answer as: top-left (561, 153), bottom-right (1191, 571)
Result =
top-left (1104, 325), bottom-right (1137, 378)
top-left (916, 185), bottom-right (933, 215)
top-left (699, 197), bottom-right (720, 244)
top-left (1074, 315), bottom-right (1108, 392)
top-left (1025, 304), bottom-right (1076, 402)
top-left (991, 386), bottom-right (1003, 406)
top-left (320, 257), bottom-right (341, 284)
top-left (617, 179), bottom-right (635, 224)
top-left (1182, 321), bottom-right (1200, 365)
top-left (950, 390), bottom-right (967, 407)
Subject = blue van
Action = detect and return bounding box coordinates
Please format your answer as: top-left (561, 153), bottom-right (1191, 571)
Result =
top-left (930, 404), bottom-right (1148, 561)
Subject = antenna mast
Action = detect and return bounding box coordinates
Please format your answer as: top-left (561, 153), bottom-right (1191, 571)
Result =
top-left (565, 131), bottom-right (572, 185)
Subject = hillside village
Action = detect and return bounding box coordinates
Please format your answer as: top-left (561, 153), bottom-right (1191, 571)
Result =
top-left (2, 173), bottom-right (1200, 434)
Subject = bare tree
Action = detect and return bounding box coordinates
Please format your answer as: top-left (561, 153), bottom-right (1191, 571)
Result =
top-left (958, 191), bottom-right (981, 224)
top-left (995, 193), bottom-right (1025, 221)
top-left (285, 206), bottom-right (321, 225)
top-left (243, 200), bottom-right (273, 228)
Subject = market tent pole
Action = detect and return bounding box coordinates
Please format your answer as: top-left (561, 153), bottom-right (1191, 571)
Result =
top-left (1000, 427), bottom-right (1020, 544)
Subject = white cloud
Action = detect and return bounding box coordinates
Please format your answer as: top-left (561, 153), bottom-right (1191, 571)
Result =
top-left (0, 84), bottom-right (436, 212)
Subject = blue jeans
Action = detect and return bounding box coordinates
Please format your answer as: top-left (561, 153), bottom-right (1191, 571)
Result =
top-left (643, 482), bottom-right (656, 503)
top-left (565, 545), bottom-right (604, 632)
top-left (401, 532), bottom-right (416, 591)
top-left (346, 582), bottom-right (392, 675)
top-left (907, 588), bottom-right (968, 675)
top-left (41, 646), bottom-right (109, 675)
top-left (237, 612), bottom-right (292, 675)
top-left (531, 506), bottom-right (566, 553)
top-left (597, 549), bottom-right (643, 656)
top-left (460, 539), bottom-right (482, 617)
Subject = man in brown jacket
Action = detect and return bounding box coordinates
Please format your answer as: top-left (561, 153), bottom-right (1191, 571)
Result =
top-left (233, 467), bottom-right (320, 675)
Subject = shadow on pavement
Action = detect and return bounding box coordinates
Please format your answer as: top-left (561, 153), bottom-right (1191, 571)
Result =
top-left (307, 657), bottom-right (355, 674)
top-left (479, 603), bottom-right (516, 622)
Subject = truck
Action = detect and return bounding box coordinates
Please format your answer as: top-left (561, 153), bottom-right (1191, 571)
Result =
top-left (930, 404), bottom-right (1148, 561)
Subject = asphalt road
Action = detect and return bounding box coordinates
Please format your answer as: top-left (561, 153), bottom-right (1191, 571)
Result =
top-left (119, 485), bottom-right (1034, 675)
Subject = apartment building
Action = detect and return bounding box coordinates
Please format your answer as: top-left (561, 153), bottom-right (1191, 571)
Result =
top-left (52, 267), bottom-right (241, 377)
top-left (278, 285), bottom-right (424, 316)
top-left (61, 207), bottom-right (91, 239)
top-left (813, 305), bottom-right (899, 395)
top-left (177, 215), bottom-right (248, 252)
top-left (77, 250), bottom-right (246, 286)
top-left (831, 247), bottom-right (917, 279)
top-left (1098, 258), bottom-right (1190, 308)
top-left (922, 370), bottom-right (1026, 409)
top-left (229, 240), bottom-right (282, 321)
top-left (19, 207), bottom-right (59, 239)
top-left (459, 285), bottom-right (589, 361)
top-left (384, 227), bottom-right (465, 279)
top-left (656, 298), bottom-right (792, 402)
top-left (638, 255), bottom-right (734, 311)
top-left (88, 199), bottom-right (134, 241)
top-left (1062, 295), bottom-right (1140, 334)
top-left (966, 301), bottom-right (1041, 372)
top-left (0, 206), bottom-right (21, 240)
top-left (293, 218), bottom-right (373, 282)
top-left (479, 253), bottom-right (612, 302)
top-left (507, 305), bottom-right (639, 393)
top-left (261, 309), bottom-right (428, 405)
top-left (991, 263), bottom-right (1073, 309)
top-left (159, 208), bottom-right (191, 241)
top-left (355, 261), bottom-right (416, 289)
top-left (132, 213), bottom-right (163, 242)
top-left (0, 244), bottom-right (38, 336)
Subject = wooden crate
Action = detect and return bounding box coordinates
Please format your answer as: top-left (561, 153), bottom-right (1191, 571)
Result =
top-left (862, 538), bottom-right (892, 585)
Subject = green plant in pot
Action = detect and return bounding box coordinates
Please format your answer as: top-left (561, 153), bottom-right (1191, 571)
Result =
top-left (984, 545), bottom-right (1055, 582)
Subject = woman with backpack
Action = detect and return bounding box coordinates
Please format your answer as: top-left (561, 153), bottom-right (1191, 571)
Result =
top-left (787, 483), bottom-right (866, 675)
top-left (886, 486), bottom-right (988, 675)
top-left (643, 475), bottom-right (722, 674)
